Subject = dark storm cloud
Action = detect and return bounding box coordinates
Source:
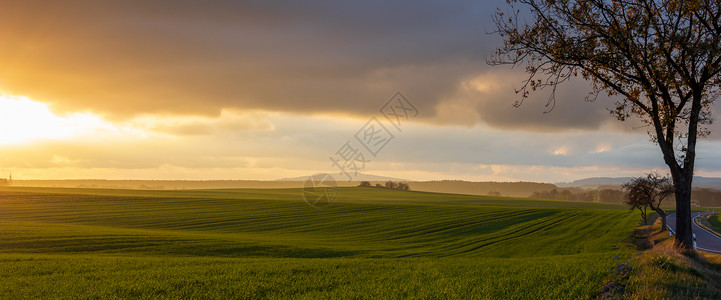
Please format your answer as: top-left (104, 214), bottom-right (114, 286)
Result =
top-left (476, 76), bottom-right (617, 131)
top-left (0, 0), bottom-right (613, 131)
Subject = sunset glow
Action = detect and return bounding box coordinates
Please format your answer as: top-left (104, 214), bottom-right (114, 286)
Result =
top-left (0, 95), bottom-right (108, 145)
top-left (0, 1), bottom-right (719, 182)
top-left (2, 2), bottom-right (720, 298)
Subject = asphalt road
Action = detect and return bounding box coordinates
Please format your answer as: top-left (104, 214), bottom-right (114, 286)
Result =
top-left (667, 212), bottom-right (721, 254)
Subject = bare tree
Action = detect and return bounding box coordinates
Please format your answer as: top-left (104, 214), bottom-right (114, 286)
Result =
top-left (625, 191), bottom-right (650, 225)
top-left (490, 0), bottom-right (721, 249)
top-left (623, 172), bottom-right (675, 229)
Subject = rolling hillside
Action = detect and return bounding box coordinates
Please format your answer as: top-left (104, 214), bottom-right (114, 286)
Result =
top-left (0, 187), bottom-right (637, 298)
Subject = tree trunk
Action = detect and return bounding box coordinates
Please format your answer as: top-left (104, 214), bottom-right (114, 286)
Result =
top-left (672, 172), bottom-right (694, 249)
top-left (670, 89), bottom-right (703, 249)
top-left (653, 208), bottom-right (667, 232)
top-left (641, 207), bottom-right (648, 225)
top-left (648, 201), bottom-right (667, 231)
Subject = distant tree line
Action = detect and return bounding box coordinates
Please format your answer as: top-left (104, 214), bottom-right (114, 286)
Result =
top-left (359, 181), bottom-right (410, 191)
top-left (690, 188), bottom-right (721, 207)
top-left (530, 188), bottom-right (625, 203)
top-left (415, 180), bottom-right (555, 197)
top-left (530, 186), bottom-right (721, 207)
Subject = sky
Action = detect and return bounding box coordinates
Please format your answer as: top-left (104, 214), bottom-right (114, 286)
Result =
top-left (1, 0), bottom-right (721, 183)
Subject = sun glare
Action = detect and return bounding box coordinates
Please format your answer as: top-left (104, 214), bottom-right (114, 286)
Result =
top-left (0, 95), bottom-right (107, 145)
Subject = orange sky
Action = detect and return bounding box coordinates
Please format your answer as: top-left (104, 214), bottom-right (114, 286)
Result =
top-left (1, 1), bottom-right (720, 182)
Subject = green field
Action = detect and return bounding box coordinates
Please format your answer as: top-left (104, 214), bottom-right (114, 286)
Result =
top-left (0, 187), bottom-right (638, 298)
top-left (707, 213), bottom-right (721, 234)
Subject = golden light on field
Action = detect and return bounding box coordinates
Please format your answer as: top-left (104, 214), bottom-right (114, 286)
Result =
top-left (0, 95), bottom-right (108, 145)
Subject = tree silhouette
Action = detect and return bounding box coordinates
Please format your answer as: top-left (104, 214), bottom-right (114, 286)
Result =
top-left (359, 181), bottom-right (372, 187)
top-left (491, 0), bottom-right (721, 249)
top-left (626, 192), bottom-right (650, 225)
top-left (623, 172), bottom-right (674, 229)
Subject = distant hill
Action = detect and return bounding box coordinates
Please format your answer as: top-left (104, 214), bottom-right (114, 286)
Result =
top-left (694, 177), bottom-right (721, 189)
top-left (276, 175), bottom-right (559, 197)
top-left (21, 176), bottom-right (721, 198)
top-left (556, 177), bottom-right (633, 188)
top-left (557, 176), bottom-right (721, 190)
top-left (409, 180), bottom-right (558, 198)
top-left (276, 173), bottom-right (410, 182)
top-left (7, 177), bottom-right (407, 190)
top-left (8, 180), bottom-right (310, 190)
top-left (7, 178), bottom-right (557, 197)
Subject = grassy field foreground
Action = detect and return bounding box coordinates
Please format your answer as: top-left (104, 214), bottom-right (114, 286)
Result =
top-left (605, 221), bottom-right (721, 299)
top-left (0, 187), bottom-right (637, 298)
